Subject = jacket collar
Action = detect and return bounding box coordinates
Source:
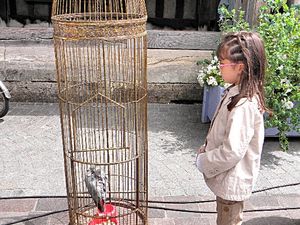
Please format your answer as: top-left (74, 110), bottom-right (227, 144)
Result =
top-left (226, 84), bottom-right (240, 98)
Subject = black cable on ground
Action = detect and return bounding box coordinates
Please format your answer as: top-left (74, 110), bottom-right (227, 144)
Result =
top-left (252, 182), bottom-right (300, 194)
top-left (3, 206), bottom-right (300, 225)
top-left (146, 205), bottom-right (300, 213)
top-left (1, 182), bottom-right (300, 225)
top-left (0, 195), bottom-right (67, 200)
top-left (1, 182), bottom-right (299, 204)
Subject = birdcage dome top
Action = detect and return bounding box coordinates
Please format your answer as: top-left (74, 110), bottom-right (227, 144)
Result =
top-left (51, 0), bottom-right (147, 39)
top-left (52, 0), bottom-right (147, 22)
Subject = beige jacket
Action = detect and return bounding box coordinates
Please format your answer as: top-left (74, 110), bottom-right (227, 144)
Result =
top-left (196, 85), bottom-right (264, 201)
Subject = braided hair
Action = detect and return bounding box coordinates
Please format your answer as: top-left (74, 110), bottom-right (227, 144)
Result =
top-left (217, 31), bottom-right (269, 113)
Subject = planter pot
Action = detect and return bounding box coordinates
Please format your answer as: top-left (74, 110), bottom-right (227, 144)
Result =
top-left (264, 113), bottom-right (300, 137)
top-left (265, 127), bottom-right (300, 137)
top-left (201, 85), bottom-right (300, 137)
top-left (201, 85), bottom-right (225, 123)
top-left (264, 104), bottom-right (300, 137)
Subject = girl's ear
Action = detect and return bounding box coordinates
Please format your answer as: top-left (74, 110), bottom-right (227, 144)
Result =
top-left (238, 63), bottom-right (245, 75)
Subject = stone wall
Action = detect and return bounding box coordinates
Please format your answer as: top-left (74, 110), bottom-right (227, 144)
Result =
top-left (0, 42), bottom-right (212, 103)
top-left (0, 28), bottom-right (217, 103)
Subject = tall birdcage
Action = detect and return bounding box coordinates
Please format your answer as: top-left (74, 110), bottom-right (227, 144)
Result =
top-left (51, 0), bottom-right (148, 224)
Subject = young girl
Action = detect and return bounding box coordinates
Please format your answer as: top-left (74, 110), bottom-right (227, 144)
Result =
top-left (196, 31), bottom-right (269, 225)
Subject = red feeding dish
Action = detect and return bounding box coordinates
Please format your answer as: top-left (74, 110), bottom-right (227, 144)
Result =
top-left (88, 204), bottom-right (118, 225)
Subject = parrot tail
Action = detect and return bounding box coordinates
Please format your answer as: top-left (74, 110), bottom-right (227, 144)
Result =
top-left (97, 199), bottom-right (105, 212)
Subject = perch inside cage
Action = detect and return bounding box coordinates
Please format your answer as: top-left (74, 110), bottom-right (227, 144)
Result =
top-left (51, 0), bottom-right (148, 224)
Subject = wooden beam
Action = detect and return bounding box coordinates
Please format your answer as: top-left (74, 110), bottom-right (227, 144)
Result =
top-left (9, 0), bottom-right (17, 18)
top-left (155, 0), bottom-right (164, 18)
top-left (147, 18), bottom-right (197, 29)
top-left (0, 0), bottom-right (8, 22)
top-left (175, 0), bottom-right (184, 19)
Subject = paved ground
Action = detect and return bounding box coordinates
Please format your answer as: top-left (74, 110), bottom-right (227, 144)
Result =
top-left (0, 102), bottom-right (299, 225)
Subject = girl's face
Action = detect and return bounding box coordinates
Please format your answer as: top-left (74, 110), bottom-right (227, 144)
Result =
top-left (219, 59), bottom-right (244, 85)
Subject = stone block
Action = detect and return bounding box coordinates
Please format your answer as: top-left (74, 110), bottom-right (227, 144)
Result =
top-left (148, 49), bottom-right (211, 84)
top-left (0, 217), bottom-right (26, 225)
top-left (5, 81), bottom-right (58, 102)
top-left (248, 196), bottom-right (280, 209)
top-left (276, 194), bottom-right (300, 208)
top-left (148, 208), bottom-right (166, 218)
top-left (0, 44), bottom-right (212, 102)
top-left (0, 199), bottom-right (37, 212)
top-left (163, 196), bottom-right (201, 218)
top-left (148, 218), bottom-right (175, 225)
top-left (174, 217), bottom-right (212, 225)
top-left (47, 211), bottom-right (70, 225)
top-left (148, 83), bottom-right (202, 103)
top-left (35, 198), bottom-right (68, 212)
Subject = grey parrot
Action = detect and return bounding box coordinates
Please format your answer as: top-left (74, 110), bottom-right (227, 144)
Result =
top-left (85, 166), bottom-right (108, 212)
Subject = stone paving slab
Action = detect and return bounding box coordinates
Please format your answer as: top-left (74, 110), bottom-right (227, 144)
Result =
top-left (0, 102), bottom-right (299, 225)
top-left (1, 195), bottom-right (300, 225)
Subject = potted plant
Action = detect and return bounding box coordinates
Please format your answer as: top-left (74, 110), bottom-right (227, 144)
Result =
top-left (257, 0), bottom-right (300, 150)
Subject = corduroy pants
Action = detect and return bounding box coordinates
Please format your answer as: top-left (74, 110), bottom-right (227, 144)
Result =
top-left (216, 196), bottom-right (244, 225)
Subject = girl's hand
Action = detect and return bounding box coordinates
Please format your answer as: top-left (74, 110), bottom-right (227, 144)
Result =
top-left (198, 144), bottom-right (206, 154)
top-left (196, 145), bottom-right (206, 172)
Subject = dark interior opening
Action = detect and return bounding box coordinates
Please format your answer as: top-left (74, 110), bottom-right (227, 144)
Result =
top-left (0, 0), bottom-right (221, 31)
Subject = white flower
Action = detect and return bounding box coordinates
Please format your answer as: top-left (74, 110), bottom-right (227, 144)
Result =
top-left (206, 76), bottom-right (218, 86)
top-left (211, 56), bottom-right (219, 64)
top-left (277, 65), bottom-right (284, 70)
top-left (280, 78), bottom-right (290, 84)
top-left (207, 65), bottom-right (213, 74)
top-left (281, 99), bottom-right (294, 109)
top-left (197, 72), bottom-right (205, 87)
top-left (285, 88), bottom-right (292, 94)
top-left (207, 65), bottom-right (218, 74)
top-left (196, 56), bottom-right (221, 87)
top-left (198, 69), bottom-right (205, 75)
